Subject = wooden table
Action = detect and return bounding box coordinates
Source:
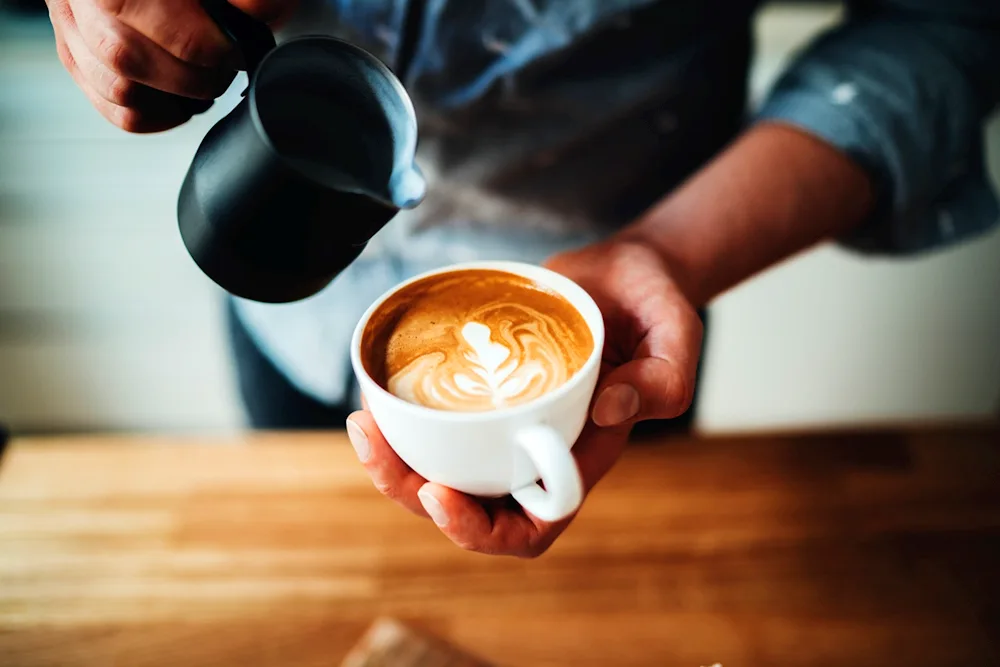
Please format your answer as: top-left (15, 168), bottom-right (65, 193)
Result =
top-left (1, 428), bottom-right (998, 667)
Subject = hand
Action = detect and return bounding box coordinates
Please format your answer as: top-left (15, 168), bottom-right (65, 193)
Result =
top-left (46, 0), bottom-right (296, 133)
top-left (346, 239), bottom-right (703, 557)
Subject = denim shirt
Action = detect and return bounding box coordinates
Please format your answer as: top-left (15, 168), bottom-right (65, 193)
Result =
top-left (234, 0), bottom-right (1000, 407)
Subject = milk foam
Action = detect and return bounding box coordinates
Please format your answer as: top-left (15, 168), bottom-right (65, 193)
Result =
top-left (363, 269), bottom-right (593, 413)
top-left (387, 320), bottom-right (568, 412)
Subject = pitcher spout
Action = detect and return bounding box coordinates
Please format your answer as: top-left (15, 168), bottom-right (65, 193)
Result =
top-left (388, 164), bottom-right (427, 210)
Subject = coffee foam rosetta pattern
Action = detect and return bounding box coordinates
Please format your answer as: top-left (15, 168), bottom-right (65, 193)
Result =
top-left (364, 271), bottom-right (593, 412)
top-left (388, 316), bottom-right (576, 411)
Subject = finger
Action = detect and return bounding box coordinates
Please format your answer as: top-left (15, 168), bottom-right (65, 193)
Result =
top-left (417, 483), bottom-right (562, 558)
top-left (98, 1), bottom-right (224, 67)
top-left (70, 0), bottom-right (234, 99)
top-left (591, 298), bottom-right (703, 427)
top-left (60, 12), bottom-right (213, 115)
top-left (423, 419), bottom-right (633, 557)
top-left (346, 411), bottom-right (429, 518)
top-left (418, 425), bottom-right (630, 557)
top-left (90, 0), bottom-right (235, 68)
top-left (55, 26), bottom-right (203, 132)
top-left (83, 0), bottom-right (298, 70)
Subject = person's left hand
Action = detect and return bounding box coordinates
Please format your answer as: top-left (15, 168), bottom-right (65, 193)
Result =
top-left (345, 238), bottom-right (703, 557)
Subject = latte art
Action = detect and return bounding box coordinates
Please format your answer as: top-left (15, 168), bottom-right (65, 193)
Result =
top-left (362, 270), bottom-right (594, 412)
top-left (390, 316), bottom-right (575, 411)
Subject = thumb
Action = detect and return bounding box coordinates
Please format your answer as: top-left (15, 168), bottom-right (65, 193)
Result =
top-left (591, 356), bottom-right (696, 428)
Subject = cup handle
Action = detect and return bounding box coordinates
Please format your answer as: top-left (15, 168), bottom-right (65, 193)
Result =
top-left (510, 425), bottom-right (584, 522)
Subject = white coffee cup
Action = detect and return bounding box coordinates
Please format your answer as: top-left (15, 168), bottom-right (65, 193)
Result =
top-left (350, 260), bottom-right (605, 522)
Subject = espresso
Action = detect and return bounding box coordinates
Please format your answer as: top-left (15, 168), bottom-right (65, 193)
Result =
top-left (362, 269), bottom-right (594, 412)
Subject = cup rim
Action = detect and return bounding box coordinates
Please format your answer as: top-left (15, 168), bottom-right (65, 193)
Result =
top-left (350, 260), bottom-right (606, 423)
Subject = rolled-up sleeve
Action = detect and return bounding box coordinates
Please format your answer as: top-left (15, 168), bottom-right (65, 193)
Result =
top-left (756, 2), bottom-right (1000, 255)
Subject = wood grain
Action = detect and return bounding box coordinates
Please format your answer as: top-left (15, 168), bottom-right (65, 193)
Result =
top-left (0, 427), bottom-right (998, 667)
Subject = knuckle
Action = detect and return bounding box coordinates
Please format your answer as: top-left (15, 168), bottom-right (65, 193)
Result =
top-left (113, 106), bottom-right (145, 133)
top-left (96, 30), bottom-right (141, 77)
top-left (104, 75), bottom-right (138, 106)
top-left (371, 477), bottom-right (395, 497)
top-left (171, 27), bottom-right (219, 65)
top-left (173, 32), bottom-right (204, 65)
top-left (371, 476), bottom-right (411, 509)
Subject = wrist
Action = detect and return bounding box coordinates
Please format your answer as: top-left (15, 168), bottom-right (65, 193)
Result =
top-left (613, 227), bottom-right (706, 307)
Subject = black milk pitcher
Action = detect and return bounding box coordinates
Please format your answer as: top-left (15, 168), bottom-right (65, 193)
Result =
top-left (178, 0), bottom-right (426, 303)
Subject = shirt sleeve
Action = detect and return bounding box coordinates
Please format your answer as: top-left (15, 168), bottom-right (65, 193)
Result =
top-left (755, 2), bottom-right (1000, 255)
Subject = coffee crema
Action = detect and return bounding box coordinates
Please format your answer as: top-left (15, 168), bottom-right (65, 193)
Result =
top-left (362, 269), bottom-right (594, 412)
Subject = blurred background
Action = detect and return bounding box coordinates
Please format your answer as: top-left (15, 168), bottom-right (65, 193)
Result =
top-left (1, 0), bottom-right (998, 435)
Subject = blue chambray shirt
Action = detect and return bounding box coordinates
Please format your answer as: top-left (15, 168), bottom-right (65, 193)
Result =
top-left (234, 0), bottom-right (1000, 408)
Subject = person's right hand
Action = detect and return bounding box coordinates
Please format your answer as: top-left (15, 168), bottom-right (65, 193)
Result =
top-left (46, 0), bottom-right (297, 133)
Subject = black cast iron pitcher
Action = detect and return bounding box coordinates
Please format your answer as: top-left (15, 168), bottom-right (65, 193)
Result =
top-left (178, 0), bottom-right (425, 303)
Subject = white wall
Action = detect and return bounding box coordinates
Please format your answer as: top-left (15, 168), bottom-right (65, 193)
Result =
top-left (697, 5), bottom-right (1000, 433)
top-left (0, 5), bottom-right (997, 433)
top-left (0, 17), bottom-right (245, 432)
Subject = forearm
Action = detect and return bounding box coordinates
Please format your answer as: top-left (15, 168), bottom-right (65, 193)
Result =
top-left (622, 122), bottom-right (874, 307)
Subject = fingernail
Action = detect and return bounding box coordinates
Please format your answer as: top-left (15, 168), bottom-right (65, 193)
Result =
top-left (592, 384), bottom-right (640, 427)
top-left (418, 487), bottom-right (449, 527)
top-left (345, 419), bottom-right (371, 463)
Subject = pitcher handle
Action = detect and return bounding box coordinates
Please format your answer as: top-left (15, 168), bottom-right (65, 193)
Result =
top-left (200, 0), bottom-right (277, 78)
